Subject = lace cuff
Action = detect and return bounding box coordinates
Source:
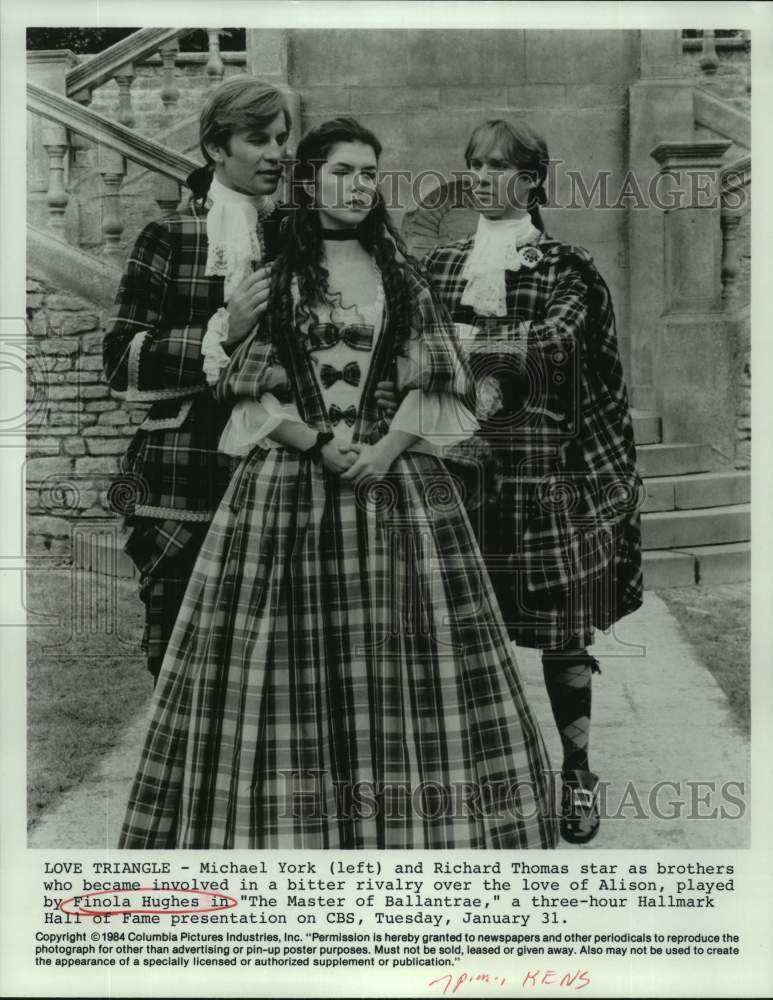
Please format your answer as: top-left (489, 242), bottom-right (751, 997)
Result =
top-left (201, 308), bottom-right (231, 386)
top-left (218, 396), bottom-right (305, 456)
top-left (390, 389), bottom-right (479, 454)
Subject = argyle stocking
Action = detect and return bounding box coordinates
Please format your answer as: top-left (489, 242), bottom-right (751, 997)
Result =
top-left (541, 649), bottom-right (600, 774)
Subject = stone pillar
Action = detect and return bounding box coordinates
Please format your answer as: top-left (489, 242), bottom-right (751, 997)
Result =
top-left (650, 139), bottom-right (736, 464)
top-left (626, 30), bottom-right (693, 411)
top-left (27, 51), bottom-right (79, 228)
top-left (245, 30), bottom-right (302, 153)
top-left (98, 147), bottom-right (127, 264)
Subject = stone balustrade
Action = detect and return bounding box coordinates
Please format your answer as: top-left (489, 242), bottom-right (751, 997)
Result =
top-left (26, 29), bottom-right (228, 260)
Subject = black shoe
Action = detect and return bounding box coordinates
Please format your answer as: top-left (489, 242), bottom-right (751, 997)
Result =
top-left (560, 769), bottom-right (600, 844)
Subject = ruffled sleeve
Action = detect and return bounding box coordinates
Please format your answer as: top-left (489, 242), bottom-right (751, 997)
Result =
top-left (391, 311), bottom-right (479, 454)
top-left (201, 307), bottom-right (231, 386)
top-left (218, 396), bottom-right (305, 456)
top-left (215, 321), bottom-right (305, 455)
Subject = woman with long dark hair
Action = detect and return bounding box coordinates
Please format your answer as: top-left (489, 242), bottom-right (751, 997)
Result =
top-left (119, 117), bottom-right (558, 850)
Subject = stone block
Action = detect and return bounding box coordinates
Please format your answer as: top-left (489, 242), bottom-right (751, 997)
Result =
top-left (631, 410), bottom-right (661, 445)
top-left (641, 504), bottom-right (750, 551)
top-left (26, 457), bottom-right (74, 481)
top-left (83, 426), bottom-right (128, 437)
top-left (656, 314), bottom-right (738, 464)
top-left (525, 30), bottom-right (639, 85)
top-left (566, 85), bottom-right (626, 108)
top-left (63, 439), bottom-right (87, 457)
top-left (662, 211), bottom-right (723, 313)
top-left (641, 478), bottom-right (675, 513)
top-left (97, 411), bottom-right (132, 426)
top-left (80, 333), bottom-right (105, 352)
top-left (26, 534), bottom-right (71, 560)
top-left (27, 438), bottom-right (62, 457)
top-left (47, 313), bottom-right (101, 336)
top-left (683, 542), bottom-right (751, 585)
top-left (80, 386), bottom-right (110, 399)
top-left (48, 413), bottom-right (80, 428)
top-left (637, 444), bottom-right (713, 478)
top-left (86, 439), bottom-right (127, 456)
top-left (673, 471), bottom-right (750, 510)
top-left (506, 85), bottom-right (565, 108)
top-left (437, 87), bottom-right (508, 110)
top-left (642, 550), bottom-right (695, 589)
top-left (45, 293), bottom-right (91, 311)
top-left (37, 339), bottom-right (80, 356)
top-left (300, 86), bottom-right (352, 115)
top-left (76, 457), bottom-right (119, 475)
top-left (350, 86), bottom-right (440, 113)
top-left (78, 356), bottom-right (107, 372)
top-left (27, 515), bottom-right (72, 538)
top-left (84, 401), bottom-right (119, 412)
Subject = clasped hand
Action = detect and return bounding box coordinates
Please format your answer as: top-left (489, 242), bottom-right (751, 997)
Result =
top-left (320, 440), bottom-right (394, 484)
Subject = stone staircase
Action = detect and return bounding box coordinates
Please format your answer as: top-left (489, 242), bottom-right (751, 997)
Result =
top-left (633, 410), bottom-right (750, 588)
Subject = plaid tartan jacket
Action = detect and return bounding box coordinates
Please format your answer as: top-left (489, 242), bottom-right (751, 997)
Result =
top-left (103, 200), bottom-right (285, 521)
top-left (424, 232), bottom-right (643, 624)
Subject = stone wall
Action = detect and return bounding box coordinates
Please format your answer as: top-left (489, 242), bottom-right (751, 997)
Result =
top-left (26, 277), bottom-right (141, 559)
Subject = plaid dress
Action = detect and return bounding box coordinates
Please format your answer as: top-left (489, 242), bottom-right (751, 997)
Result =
top-left (425, 233), bottom-right (643, 650)
top-left (119, 267), bottom-right (558, 850)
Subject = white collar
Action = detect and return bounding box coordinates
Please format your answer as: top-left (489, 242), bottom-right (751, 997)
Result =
top-left (460, 213), bottom-right (542, 318)
top-left (205, 176), bottom-right (275, 300)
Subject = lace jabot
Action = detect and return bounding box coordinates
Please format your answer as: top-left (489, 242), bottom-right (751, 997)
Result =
top-left (205, 175), bottom-right (275, 300)
top-left (461, 214), bottom-right (543, 318)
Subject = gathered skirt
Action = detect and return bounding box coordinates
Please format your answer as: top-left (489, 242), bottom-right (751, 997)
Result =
top-left (119, 446), bottom-right (558, 849)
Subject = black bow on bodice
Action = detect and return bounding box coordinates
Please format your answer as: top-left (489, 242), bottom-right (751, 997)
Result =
top-left (320, 361), bottom-right (361, 389)
top-left (328, 404), bottom-right (358, 427)
top-left (307, 322), bottom-right (374, 353)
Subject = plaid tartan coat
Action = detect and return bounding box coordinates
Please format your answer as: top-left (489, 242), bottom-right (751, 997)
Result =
top-left (119, 266), bottom-right (558, 850)
top-left (103, 200), bottom-right (285, 521)
top-left (424, 232), bottom-right (643, 649)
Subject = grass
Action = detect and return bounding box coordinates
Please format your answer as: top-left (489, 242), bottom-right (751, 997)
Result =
top-left (657, 582), bottom-right (750, 736)
top-left (26, 568), bottom-right (150, 829)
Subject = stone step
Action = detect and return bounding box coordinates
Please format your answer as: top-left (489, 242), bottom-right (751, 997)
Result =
top-left (642, 549), bottom-right (695, 589)
top-left (631, 409), bottom-right (662, 445)
top-left (637, 443), bottom-right (714, 478)
top-left (643, 542), bottom-right (750, 589)
top-left (641, 504), bottom-right (750, 551)
top-left (641, 471), bottom-right (750, 513)
top-left (678, 542), bottom-right (750, 585)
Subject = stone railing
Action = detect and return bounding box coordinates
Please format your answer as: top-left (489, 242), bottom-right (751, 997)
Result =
top-left (65, 28), bottom-right (229, 125)
top-left (27, 27), bottom-right (237, 262)
top-left (28, 81), bottom-right (196, 262)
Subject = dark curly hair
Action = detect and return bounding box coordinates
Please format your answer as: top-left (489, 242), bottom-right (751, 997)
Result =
top-left (267, 117), bottom-right (420, 357)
